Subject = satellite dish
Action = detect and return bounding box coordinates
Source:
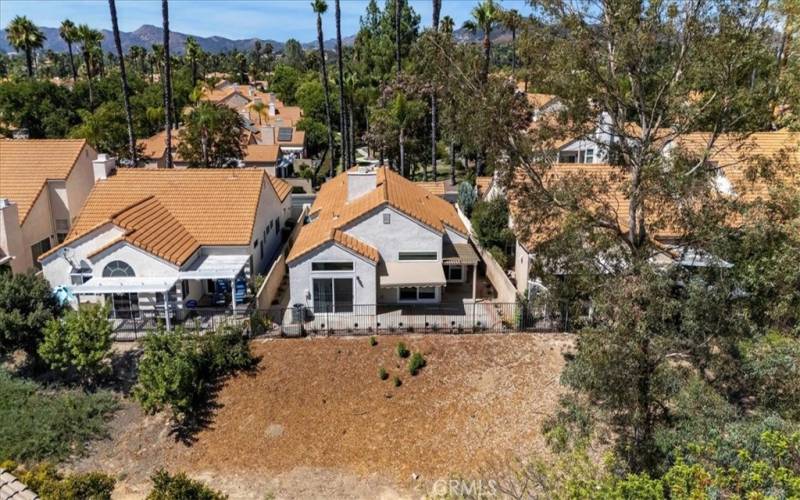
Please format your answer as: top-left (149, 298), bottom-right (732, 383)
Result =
top-left (60, 247), bottom-right (78, 268)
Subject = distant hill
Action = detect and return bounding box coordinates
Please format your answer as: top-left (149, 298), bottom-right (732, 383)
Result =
top-left (0, 23), bottom-right (509, 55)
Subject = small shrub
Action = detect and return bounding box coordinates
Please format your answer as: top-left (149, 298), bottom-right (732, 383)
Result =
top-left (396, 342), bottom-right (410, 358)
top-left (147, 469), bottom-right (227, 500)
top-left (393, 376), bottom-right (402, 387)
top-left (369, 336), bottom-right (377, 346)
top-left (408, 352), bottom-right (427, 375)
top-left (18, 463), bottom-right (115, 500)
top-left (379, 367), bottom-right (388, 380)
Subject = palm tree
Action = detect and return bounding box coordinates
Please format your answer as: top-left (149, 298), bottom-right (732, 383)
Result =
top-left (162, 0), bottom-right (174, 168)
top-left (344, 72), bottom-right (358, 165)
top-left (440, 15), bottom-right (454, 34)
top-left (6, 16), bottom-right (46, 78)
top-left (185, 36), bottom-right (201, 85)
top-left (501, 8), bottom-right (524, 77)
top-left (335, 0), bottom-right (349, 171)
top-left (129, 45), bottom-right (146, 76)
top-left (391, 93), bottom-right (421, 178)
top-left (251, 100), bottom-right (266, 125)
top-left (76, 24), bottom-right (102, 107)
top-left (312, 0), bottom-right (337, 178)
top-left (430, 0), bottom-right (443, 182)
top-left (108, 0), bottom-right (136, 166)
top-left (463, 0), bottom-right (499, 84)
top-left (59, 20), bottom-right (78, 82)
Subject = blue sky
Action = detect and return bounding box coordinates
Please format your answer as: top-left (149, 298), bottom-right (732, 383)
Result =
top-left (1, 0), bottom-right (530, 42)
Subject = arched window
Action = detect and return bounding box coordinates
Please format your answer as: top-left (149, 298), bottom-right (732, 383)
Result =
top-left (102, 261), bottom-right (135, 278)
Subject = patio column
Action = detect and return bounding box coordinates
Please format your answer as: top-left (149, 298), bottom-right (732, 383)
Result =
top-left (231, 278), bottom-right (237, 316)
top-left (472, 264), bottom-right (477, 302)
top-left (164, 292), bottom-right (171, 331)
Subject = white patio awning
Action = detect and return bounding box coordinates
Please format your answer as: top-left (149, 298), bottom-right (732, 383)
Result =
top-left (178, 253), bottom-right (249, 280)
top-left (72, 277), bottom-right (178, 295)
top-left (379, 261), bottom-right (447, 288)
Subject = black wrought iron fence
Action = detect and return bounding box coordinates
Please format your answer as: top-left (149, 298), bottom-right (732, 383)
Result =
top-left (110, 308), bottom-right (249, 340)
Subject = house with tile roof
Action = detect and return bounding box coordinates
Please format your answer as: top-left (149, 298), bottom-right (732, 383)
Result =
top-left (286, 166), bottom-right (481, 313)
top-left (0, 139), bottom-right (108, 273)
top-left (39, 169), bottom-right (292, 324)
top-left (509, 130), bottom-right (799, 295)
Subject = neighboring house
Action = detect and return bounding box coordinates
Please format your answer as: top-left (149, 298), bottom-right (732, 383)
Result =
top-left (0, 139), bottom-right (107, 273)
top-left (40, 169), bottom-right (291, 322)
top-left (287, 166), bottom-right (480, 313)
top-left (509, 130), bottom-right (799, 296)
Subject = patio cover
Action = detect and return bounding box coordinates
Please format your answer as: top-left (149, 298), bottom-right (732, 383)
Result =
top-left (72, 277), bottom-right (177, 295)
top-left (178, 254), bottom-right (249, 280)
top-left (442, 242), bottom-right (480, 265)
top-left (379, 261), bottom-right (447, 288)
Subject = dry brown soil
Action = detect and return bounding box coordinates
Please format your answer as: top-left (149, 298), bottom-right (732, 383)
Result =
top-left (69, 333), bottom-right (572, 499)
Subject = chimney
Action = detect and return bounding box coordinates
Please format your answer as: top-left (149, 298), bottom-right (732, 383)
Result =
top-left (268, 102), bottom-right (276, 117)
top-left (92, 154), bottom-right (115, 182)
top-left (260, 126), bottom-right (275, 145)
top-left (347, 167), bottom-right (377, 202)
top-left (0, 199), bottom-right (30, 272)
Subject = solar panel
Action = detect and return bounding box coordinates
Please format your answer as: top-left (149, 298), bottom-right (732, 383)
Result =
top-left (278, 127), bottom-right (293, 142)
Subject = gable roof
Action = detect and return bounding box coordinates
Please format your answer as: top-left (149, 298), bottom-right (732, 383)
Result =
top-left (42, 169), bottom-right (289, 265)
top-left (287, 167), bottom-right (466, 263)
top-left (0, 139), bottom-right (88, 223)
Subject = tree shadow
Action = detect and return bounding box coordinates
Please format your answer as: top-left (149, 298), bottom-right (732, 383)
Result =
top-left (108, 347), bottom-right (142, 396)
top-left (168, 355), bottom-right (263, 445)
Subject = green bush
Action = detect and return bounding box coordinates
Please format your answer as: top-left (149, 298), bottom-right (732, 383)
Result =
top-left (134, 326), bottom-right (254, 424)
top-left (0, 370), bottom-right (117, 463)
top-left (407, 352), bottom-right (427, 376)
top-left (379, 367), bottom-right (388, 380)
top-left (396, 342), bottom-right (410, 358)
top-left (369, 336), bottom-right (378, 346)
top-left (18, 463), bottom-right (115, 500)
top-left (0, 271), bottom-right (63, 359)
top-left (457, 181), bottom-right (477, 217)
top-left (39, 304), bottom-right (113, 385)
top-left (393, 376), bottom-right (402, 387)
top-left (147, 469), bottom-right (227, 500)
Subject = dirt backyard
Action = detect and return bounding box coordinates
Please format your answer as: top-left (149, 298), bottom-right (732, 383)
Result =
top-left (69, 333), bottom-right (573, 499)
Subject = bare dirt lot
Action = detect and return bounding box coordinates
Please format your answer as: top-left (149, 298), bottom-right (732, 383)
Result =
top-left (70, 333), bottom-right (573, 499)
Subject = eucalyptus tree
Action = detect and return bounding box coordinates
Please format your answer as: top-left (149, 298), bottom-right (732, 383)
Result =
top-left (59, 20), bottom-right (79, 82)
top-left (6, 16), bottom-right (45, 78)
top-left (430, 0), bottom-right (443, 181)
top-left (108, 0), bottom-right (137, 165)
top-left (312, 0), bottom-right (337, 177)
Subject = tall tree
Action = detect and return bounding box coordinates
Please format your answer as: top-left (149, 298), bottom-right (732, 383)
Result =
top-left (500, 8), bottom-right (524, 78)
top-left (177, 102), bottom-right (243, 167)
top-left (6, 16), bottom-right (45, 78)
top-left (108, 0), bottom-right (137, 166)
top-left (76, 24), bottom-right (102, 107)
top-left (162, 0), bottom-right (174, 168)
top-left (335, 0), bottom-right (349, 171)
top-left (395, 0), bottom-right (402, 75)
top-left (59, 20), bottom-right (78, 82)
top-left (312, 0), bottom-right (337, 178)
top-left (430, 0), bottom-right (443, 181)
top-left (185, 36), bottom-right (200, 86)
top-left (463, 0), bottom-right (499, 84)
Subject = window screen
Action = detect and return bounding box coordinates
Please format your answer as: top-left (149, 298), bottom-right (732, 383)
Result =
top-left (398, 252), bottom-right (437, 261)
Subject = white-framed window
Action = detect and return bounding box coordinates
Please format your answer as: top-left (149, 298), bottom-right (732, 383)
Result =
top-left (102, 260), bottom-right (134, 277)
top-left (311, 261), bottom-right (354, 271)
top-left (584, 148), bottom-right (594, 163)
top-left (312, 277), bottom-right (353, 313)
top-left (398, 251), bottom-right (437, 261)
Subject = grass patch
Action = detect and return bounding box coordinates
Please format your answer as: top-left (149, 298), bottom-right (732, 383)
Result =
top-left (369, 336), bottom-right (378, 347)
top-left (0, 369), bottom-right (117, 463)
top-left (393, 376), bottom-right (402, 387)
top-left (379, 367), bottom-right (388, 380)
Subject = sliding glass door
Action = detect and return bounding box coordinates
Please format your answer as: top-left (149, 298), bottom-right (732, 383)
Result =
top-left (312, 278), bottom-right (353, 313)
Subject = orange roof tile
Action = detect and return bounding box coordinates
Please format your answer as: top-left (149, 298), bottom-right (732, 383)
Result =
top-left (415, 181), bottom-right (446, 196)
top-left (269, 176), bottom-right (291, 202)
top-left (475, 176), bottom-right (493, 196)
top-left (43, 169), bottom-right (285, 264)
top-left (0, 139), bottom-right (89, 223)
top-left (287, 167), bottom-right (466, 263)
top-left (244, 144), bottom-right (280, 163)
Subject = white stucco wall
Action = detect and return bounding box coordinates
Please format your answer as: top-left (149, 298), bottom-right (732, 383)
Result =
top-left (288, 243), bottom-right (377, 309)
top-left (345, 206), bottom-right (443, 262)
top-left (41, 223), bottom-right (125, 288)
top-left (515, 239), bottom-right (532, 295)
top-left (20, 188), bottom-right (56, 265)
top-left (64, 145), bottom-right (98, 220)
top-left (250, 177), bottom-right (290, 274)
top-left (445, 227), bottom-right (468, 245)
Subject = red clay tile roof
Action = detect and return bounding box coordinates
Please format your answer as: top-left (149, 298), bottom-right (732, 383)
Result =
top-left (0, 139), bottom-right (89, 222)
